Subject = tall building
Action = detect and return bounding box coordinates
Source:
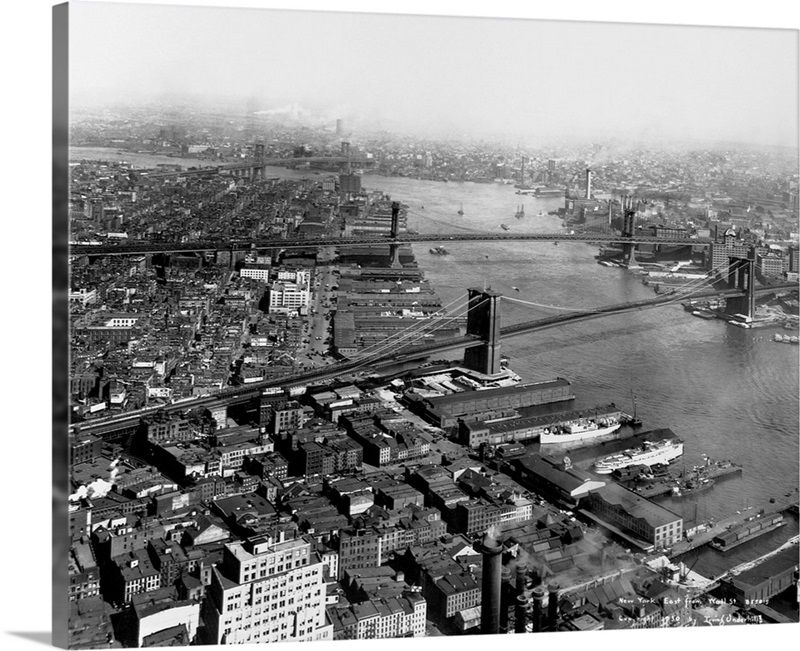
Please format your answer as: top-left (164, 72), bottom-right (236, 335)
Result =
top-left (339, 173), bottom-right (362, 195)
top-left (709, 240), bottom-right (750, 271)
top-left (205, 534), bottom-right (333, 645)
top-left (267, 282), bottom-right (310, 314)
top-left (788, 246), bottom-right (799, 274)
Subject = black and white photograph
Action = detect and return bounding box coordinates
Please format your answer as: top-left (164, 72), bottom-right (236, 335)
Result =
top-left (14, 0), bottom-right (800, 648)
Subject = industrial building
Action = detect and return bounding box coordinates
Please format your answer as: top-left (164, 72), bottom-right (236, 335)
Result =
top-left (718, 546), bottom-right (799, 608)
top-left (584, 483), bottom-right (683, 551)
top-left (405, 378), bottom-right (574, 428)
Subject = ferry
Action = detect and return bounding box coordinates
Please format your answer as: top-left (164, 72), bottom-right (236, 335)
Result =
top-left (540, 416), bottom-right (622, 446)
top-left (594, 438), bottom-right (684, 474)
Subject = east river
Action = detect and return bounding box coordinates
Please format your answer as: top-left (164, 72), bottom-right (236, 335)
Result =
top-left (72, 147), bottom-right (799, 575)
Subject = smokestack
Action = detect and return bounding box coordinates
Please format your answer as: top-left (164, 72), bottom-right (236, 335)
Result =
top-left (500, 567), bottom-right (513, 633)
top-left (515, 564), bottom-right (526, 595)
top-left (480, 535), bottom-right (503, 635)
top-left (547, 582), bottom-right (560, 629)
top-left (585, 168), bottom-right (592, 200)
top-left (515, 594), bottom-right (529, 634)
top-left (531, 586), bottom-right (545, 632)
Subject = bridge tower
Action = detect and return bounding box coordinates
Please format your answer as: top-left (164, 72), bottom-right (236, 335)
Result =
top-left (620, 195), bottom-right (640, 268)
top-left (464, 288), bottom-right (502, 375)
top-left (724, 246), bottom-right (757, 322)
top-left (254, 142), bottom-right (265, 180)
top-left (389, 201), bottom-right (403, 268)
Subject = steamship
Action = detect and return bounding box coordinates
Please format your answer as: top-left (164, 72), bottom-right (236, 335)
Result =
top-left (539, 416), bottom-right (623, 447)
top-left (594, 438), bottom-right (684, 474)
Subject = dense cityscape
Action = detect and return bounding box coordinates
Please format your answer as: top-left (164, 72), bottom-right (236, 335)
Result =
top-left (54, 5), bottom-right (800, 650)
top-left (64, 102), bottom-right (799, 648)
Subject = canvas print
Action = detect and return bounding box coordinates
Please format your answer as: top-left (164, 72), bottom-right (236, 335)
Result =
top-left (59, 1), bottom-right (799, 647)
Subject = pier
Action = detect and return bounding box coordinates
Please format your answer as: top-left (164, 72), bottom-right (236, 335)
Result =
top-left (625, 458), bottom-right (743, 499)
top-left (669, 488), bottom-right (799, 558)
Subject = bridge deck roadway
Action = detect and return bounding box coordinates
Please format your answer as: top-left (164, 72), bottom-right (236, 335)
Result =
top-left (71, 233), bottom-right (711, 256)
top-left (139, 156), bottom-right (374, 178)
top-left (69, 283), bottom-right (794, 437)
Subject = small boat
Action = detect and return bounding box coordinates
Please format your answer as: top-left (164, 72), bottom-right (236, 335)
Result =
top-left (457, 203), bottom-right (464, 215)
top-left (515, 204), bottom-right (525, 219)
top-left (500, 224), bottom-right (510, 231)
top-left (512, 286), bottom-right (520, 292)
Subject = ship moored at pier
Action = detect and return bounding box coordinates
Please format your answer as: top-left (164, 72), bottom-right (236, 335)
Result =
top-left (539, 416), bottom-right (623, 448)
top-left (594, 438), bottom-right (684, 474)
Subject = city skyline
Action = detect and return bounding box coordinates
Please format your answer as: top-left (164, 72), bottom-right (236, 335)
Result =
top-left (32, 1), bottom-right (800, 649)
top-left (70, 1), bottom-right (798, 148)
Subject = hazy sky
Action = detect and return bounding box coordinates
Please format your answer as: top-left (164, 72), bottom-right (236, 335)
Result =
top-left (70, 1), bottom-right (798, 146)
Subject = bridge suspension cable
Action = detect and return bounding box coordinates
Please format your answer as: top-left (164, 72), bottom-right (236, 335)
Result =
top-left (346, 294), bottom-right (482, 363)
top-left (355, 295), bottom-right (489, 364)
top-left (346, 293), bottom-right (469, 360)
top-left (501, 260), bottom-right (735, 315)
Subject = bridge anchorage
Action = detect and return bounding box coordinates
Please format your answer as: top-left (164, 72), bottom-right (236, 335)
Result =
top-left (724, 246), bottom-right (757, 323)
top-left (464, 288), bottom-right (503, 375)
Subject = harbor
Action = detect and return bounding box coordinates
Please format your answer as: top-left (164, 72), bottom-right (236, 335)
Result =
top-left (623, 457), bottom-right (743, 499)
top-left (669, 488), bottom-right (799, 557)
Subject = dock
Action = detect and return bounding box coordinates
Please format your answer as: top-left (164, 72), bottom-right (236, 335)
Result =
top-left (624, 458), bottom-right (743, 499)
top-left (709, 514), bottom-right (786, 552)
top-left (669, 488), bottom-right (799, 558)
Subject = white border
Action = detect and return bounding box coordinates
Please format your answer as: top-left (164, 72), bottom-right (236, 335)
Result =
top-left (2, 1), bottom-right (797, 650)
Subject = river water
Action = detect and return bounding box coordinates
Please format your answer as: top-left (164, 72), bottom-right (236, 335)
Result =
top-left (360, 174), bottom-right (799, 572)
top-left (72, 148), bottom-right (799, 574)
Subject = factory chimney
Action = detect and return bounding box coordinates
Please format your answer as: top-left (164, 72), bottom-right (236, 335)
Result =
top-left (585, 168), bottom-right (592, 200)
top-left (547, 582), bottom-right (560, 630)
top-left (531, 586), bottom-right (545, 632)
top-left (480, 534), bottom-right (503, 635)
top-left (500, 567), bottom-right (513, 633)
top-left (515, 564), bottom-right (526, 595)
top-left (515, 594), bottom-right (529, 633)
